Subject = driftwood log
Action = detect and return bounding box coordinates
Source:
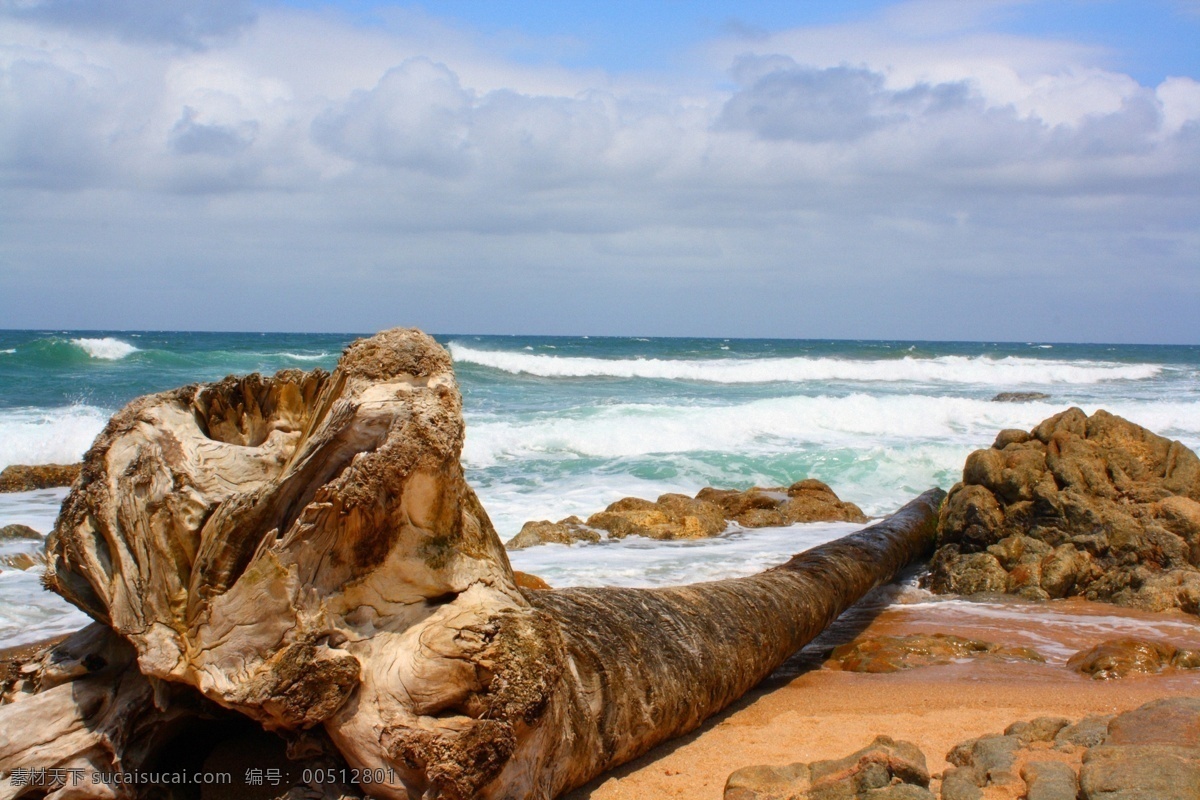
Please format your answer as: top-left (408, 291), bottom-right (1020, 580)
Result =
top-left (0, 328), bottom-right (944, 800)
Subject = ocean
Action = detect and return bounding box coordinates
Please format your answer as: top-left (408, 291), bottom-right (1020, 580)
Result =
top-left (1, 330), bottom-right (1198, 648)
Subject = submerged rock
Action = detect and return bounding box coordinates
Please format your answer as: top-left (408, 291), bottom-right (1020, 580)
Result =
top-left (1067, 637), bottom-right (1200, 679)
top-left (928, 408), bottom-right (1200, 613)
top-left (991, 392), bottom-right (1051, 403)
top-left (825, 633), bottom-right (1043, 673)
top-left (724, 735), bottom-right (930, 800)
top-left (0, 463), bottom-right (80, 492)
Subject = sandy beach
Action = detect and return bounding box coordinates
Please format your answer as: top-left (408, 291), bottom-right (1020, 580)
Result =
top-left (566, 592), bottom-right (1200, 799)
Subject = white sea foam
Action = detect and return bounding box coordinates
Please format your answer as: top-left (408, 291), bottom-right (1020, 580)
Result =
top-left (508, 521), bottom-right (863, 589)
top-left (0, 569), bottom-right (91, 648)
top-left (0, 405), bottom-right (110, 470)
top-left (463, 395), bottom-right (1200, 467)
top-left (71, 336), bottom-right (139, 360)
top-left (279, 352), bottom-right (332, 361)
top-left (449, 344), bottom-right (1161, 385)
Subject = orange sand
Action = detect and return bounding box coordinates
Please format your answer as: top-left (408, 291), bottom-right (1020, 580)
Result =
top-left (564, 594), bottom-right (1200, 799)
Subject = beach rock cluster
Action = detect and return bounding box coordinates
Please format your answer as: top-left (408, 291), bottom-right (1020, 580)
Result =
top-left (927, 408), bottom-right (1200, 613)
top-left (506, 479), bottom-right (867, 548)
top-left (727, 697), bottom-right (1200, 800)
top-left (1067, 636), bottom-right (1200, 679)
top-left (824, 633), bottom-right (1043, 673)
top-left (725, 735), bottom-right (933, 800)
top-left (0, 463), bottom-right (79, 492)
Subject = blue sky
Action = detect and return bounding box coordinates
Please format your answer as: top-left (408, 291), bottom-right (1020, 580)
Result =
top-left (1, 0), bottom-right (1198, 341)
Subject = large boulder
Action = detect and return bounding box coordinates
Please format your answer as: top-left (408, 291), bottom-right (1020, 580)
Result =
top-left (928, 408), bottom-right (1200, 612)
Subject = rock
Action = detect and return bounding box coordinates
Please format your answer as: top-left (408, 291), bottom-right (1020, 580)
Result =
top-left (724, 735), bottom-right (929, 800)
top-left (1105, 697), bottom-right (1200, 747)
top-left (1021, 760), bottom-right (1078, 800)
top-left (587, 493), bottom-right (727, 540)
top-left (506, 516), bottom-right (600, 549)
top-left (826, 633), bottom-right (1042, 673)
top-left (5, 327), bottom-right (946, 800)
top-left (0, 552), bottom-right (42, 571)
top-left (699, 480), bottom-right (868, 528)
top-left (946, 733), bottom-right (1021, 787)
top-left (1054, 715), bottom-right (1115, 749)
top-left (0, 463), bottom-right (80, 492)
top-left (928, 408), bottom-right (1200, 612)
top-left (1004, 717), bottom-right (1071, 746)
top-left (0, 523), bottom-right (41, 540)
top-left (1067, 638), bottom-right (1200, 679)
top-left (512, 571), bottom-right (551, 591)
top-left (1080, 744), bottom-right (1200, 800)
top-left (510, 479), bottom-right (868, 548)
top-left (991, 392), bottom-right (1051, 403)
top-left (938, 768), bottom-right (982, 800)
top-left (724, 762), bottom-right (812, 800)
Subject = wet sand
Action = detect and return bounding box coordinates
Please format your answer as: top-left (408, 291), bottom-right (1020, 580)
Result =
top-left (564, 589), bottom-right (1200, 799)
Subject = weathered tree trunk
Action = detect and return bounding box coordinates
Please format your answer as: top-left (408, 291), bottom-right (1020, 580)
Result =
top-left (1, 328), bottom-right (943, 800)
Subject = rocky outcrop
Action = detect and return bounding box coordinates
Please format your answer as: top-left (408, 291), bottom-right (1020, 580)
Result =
top-left (725, 735), bottom-right (932, 800)
top-left (507, 479), bottom-right (867, 549)
top-left (0, 328), bottom-right (945, 800)
top-left (0, 463), bottom-right (80, 492)
top-left (927, 408), bottom-right (1200, 612)
top-left (943, 698), bottom-right (1200, 800)
top-left (586, 493), bottom-right (727, 540)
top-left (1067, 637), bottom-right (1200, 679)
top-left (699, 479), bottom-right (868, 527)
top-left (825, 633), bottom-right (1043, 673)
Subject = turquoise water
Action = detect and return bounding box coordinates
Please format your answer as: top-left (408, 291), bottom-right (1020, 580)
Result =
top-left (1, 330), bottom-right (1198, 646)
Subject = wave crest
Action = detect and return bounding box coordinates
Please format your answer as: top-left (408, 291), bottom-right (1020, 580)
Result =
top-left (70, 337), bottom-right (139, 360)
top-left (449, 344), bottom-right (1161, 386)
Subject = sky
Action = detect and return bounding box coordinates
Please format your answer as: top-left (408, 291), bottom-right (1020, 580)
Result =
top-left (1, 1), bottom-right (1198, 342)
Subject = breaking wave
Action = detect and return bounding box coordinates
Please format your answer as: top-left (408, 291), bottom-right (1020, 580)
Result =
top-left (449, 344), bottom-right (1161, 386)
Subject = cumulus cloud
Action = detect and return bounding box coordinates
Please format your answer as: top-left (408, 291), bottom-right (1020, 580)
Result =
top-left (0, 2), bottom-right (1197, 340)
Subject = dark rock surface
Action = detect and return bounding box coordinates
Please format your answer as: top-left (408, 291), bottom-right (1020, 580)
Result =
top-left (927, 408), bottom-right (1200, 612)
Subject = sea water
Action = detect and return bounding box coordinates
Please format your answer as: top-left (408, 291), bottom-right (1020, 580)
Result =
top-left (1, 331), bottom-right (1198, 647)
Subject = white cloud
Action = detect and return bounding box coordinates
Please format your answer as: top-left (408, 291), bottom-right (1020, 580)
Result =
top-left (0, 2), bottom-right (1197, 341)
